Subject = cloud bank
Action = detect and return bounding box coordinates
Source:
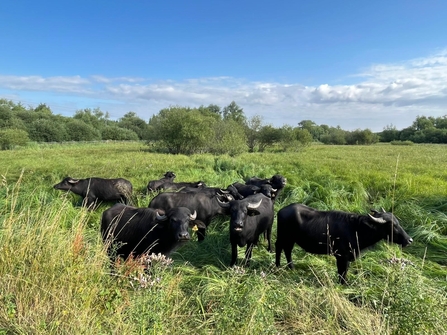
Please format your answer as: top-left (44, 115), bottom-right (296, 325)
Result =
top-left (1, 50), bottom-right (446, 131)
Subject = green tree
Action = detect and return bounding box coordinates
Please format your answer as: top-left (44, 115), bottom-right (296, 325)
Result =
top-left (380, 124), bottom-right (400, 142)
top-left (245, 115), bottom-right (263, 152)
top-left (101, 126), bottom-right (139, 141)
top-left (346, 129), bottom-right (379, 145)
top-left (148, 106), bottom-right (216, 154)
top-left (0, 129), bottom-right (29, 150)
top-left (65, 119), bottom-right (101, 141)
top-left (118, 112), bottom-right (149, 140)
top-left (258, 125), bottom-right (282, 152)
top-left (209, 119), bottom-right (248, 156)
top-left (28, 118), bottom-right (69, 142)
top-left (74, 108), bottom-right (110, 131)
top-left (320, 127), bottom-right (347, 145)
top-left (221, 101), bottom-right (246, 125)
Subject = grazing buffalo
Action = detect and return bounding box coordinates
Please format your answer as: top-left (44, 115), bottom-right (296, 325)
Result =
top-left (54, 177), bottom-right (132, 209)
top-left (217, 193), bottom-right (274, 266)
top-left (156, 180), bottom-right (207, 191)
top-left (147, 171), bottom-right (176, 192)
top-left (245, 174), bottom-right (287, 200)
top-left (148, 191), bottom-right (232, 241)
top-left (101, 204), bottom-right (205, 260)
top-left (275, 204), bottom-right (413, 284)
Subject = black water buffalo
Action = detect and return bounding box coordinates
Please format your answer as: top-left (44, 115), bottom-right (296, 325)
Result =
top-left (245, 174), bottom-right (287, 200)
top-left (178, 184), bottom-right (244, 200)
top-left (101, 204), bottom-right (205, 260)
top-left (54, 177), bottom-right (132, 209)
top-left (232, 182), bottom-right (276, 199)
top-left (275, 204), bottom-right (413, 284)
top-left (148, 191), bottom-right (231, 241)
top-left (156, 180), bottom-right (207, 191)
top-left (147, 171), bottom-right (176, 192)
top-left (217, 193), bottom-right (274, 266)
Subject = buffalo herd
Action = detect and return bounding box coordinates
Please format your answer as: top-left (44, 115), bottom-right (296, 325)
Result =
top-left (53, 171), bottom-right (413, 284)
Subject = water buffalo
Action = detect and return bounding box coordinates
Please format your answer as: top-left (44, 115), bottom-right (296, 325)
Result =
top-left (101, 203), bottom-right (205, 260)
top-left (54, 177), bottom-right (132, 209)
top-left (156, 180), bottom-right (207, 192)
top-left (245, 174), bottom-right (287, 200)
top-left (178, 184), bottom-right (244, 200)
top-left (148, 191), bottom-right (232, 241)
top-left (147, 171), bottom-right (176, 192)
top-left (275, 204), bottom-right (413, 284)
top-left (232, 182), bottom-right (276, 199)
top-left (217, 193), bottom-right (274, 266)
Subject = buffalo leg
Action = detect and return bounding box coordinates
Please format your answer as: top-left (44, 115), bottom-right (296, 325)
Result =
top-left (336, 256), bottom-right (350, 285)
top-left (265, 226), bottom-right (273, 252)
top-left (197, 227), bottom-right (206, 242)
top-left (230, 243), bottom-right (238, 266)
top-left (244, 244), bottom-right (254, 266)
top-left (283, 242), bottom-right (295, 269)
top-left (275, 240), bottom-right (283, 267)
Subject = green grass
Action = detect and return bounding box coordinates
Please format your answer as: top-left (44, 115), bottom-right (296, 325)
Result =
top-left (1, 141), bottom-right (447, 334)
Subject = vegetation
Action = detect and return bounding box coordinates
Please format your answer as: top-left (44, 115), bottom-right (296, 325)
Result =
top-left (4, 98), bottom-right (447, 154)
top-left (1, 141), bottom-right (447, 334)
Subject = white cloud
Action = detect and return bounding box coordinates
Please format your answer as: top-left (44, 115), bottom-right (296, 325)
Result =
top-left (1, 49), bottom-right (447, 131)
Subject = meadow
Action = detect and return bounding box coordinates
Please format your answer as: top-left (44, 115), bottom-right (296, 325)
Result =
top-left (1, 141), bottom-right (447, 334)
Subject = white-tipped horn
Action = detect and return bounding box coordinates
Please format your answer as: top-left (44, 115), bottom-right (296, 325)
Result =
top-left (381, 207), bottom-right (386, 213)
top-left (272, 188), bottom-right (277, 192)
top-left (248, 199), bottom-right (262, 209)
top-left (190, 210), bottom-right (197, 220)
top-left (216, 197), bottom-right (230, 208)
top-left (156, 211), bottom-right (167, 221)
top-left (368, 214), bottom-right (386, 224)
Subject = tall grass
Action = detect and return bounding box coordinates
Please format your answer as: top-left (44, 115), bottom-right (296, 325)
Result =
top-left (1, 142), bottom-right (447, 334)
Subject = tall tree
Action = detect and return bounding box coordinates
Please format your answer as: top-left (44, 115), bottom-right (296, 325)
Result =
top-left (245, 115), bottom-right (263, 152)
top-left (221, 101), bottom-right (246, 125)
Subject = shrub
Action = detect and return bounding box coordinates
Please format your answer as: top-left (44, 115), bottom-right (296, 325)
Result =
top-left (0, 129), bottom-right (29, 150)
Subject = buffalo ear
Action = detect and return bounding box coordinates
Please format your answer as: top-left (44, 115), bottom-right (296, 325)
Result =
top-left (190, 220), bottom-right (206, 230)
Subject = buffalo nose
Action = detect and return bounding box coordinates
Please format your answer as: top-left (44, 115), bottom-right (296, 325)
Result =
top-left (178, 232), bottom-right (190, 240)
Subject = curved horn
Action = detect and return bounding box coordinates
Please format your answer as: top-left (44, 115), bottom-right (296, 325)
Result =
top-left (156, 211), bottom-right (167, 221)
top-left (216, 197), bottom-right (230, 208)
top-left (247, 199), bottom-right (262, 209)
top-left (271, 188), bottom-right (277, 192)
top-left (381, 207), bottom-right (387, 213)
top-left (219, 188), bottom-right (230, 194)
top-left (190, 210), bottom-right (197, 220)
top-left (368, 214), bottom-right (386, 224)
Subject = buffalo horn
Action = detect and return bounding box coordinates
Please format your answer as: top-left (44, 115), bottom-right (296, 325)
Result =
top-left (368, 214), bottom-right (386, 224)
top-left (156, 211), bottom-right (167, 221)
top-left (247, 199), bottom-right (262, 209)
top-left (216, 197), bottom-right (230, 208)
top-left (190, 210), bottom-right (197, 220)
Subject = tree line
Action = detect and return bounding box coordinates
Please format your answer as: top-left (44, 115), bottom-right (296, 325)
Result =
top-left (1, 98), bottom-right (446, 153)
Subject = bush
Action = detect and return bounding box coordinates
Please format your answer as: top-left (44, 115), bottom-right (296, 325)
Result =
top-left (0, 128), bottom-right (29, 150)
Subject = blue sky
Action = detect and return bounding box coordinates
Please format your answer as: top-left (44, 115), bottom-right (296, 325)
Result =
top-left (1, 0), bottom-right (447, 131)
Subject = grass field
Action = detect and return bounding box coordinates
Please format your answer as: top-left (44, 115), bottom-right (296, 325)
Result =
top-left (1, 141), bottom-right (447, 334)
